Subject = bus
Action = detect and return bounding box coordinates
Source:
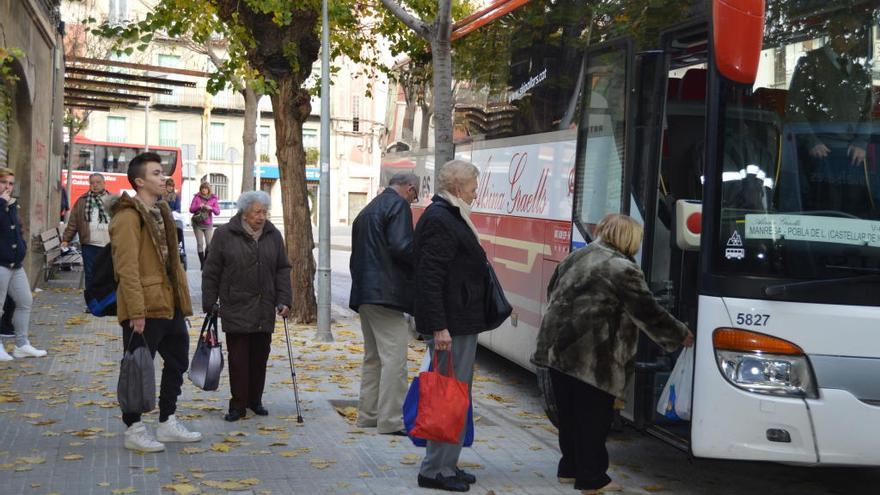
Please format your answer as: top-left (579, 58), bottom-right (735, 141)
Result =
top-left (382, 0), bottom-right (880, 465)
top-left (63, 135), bottom-right (183, 205)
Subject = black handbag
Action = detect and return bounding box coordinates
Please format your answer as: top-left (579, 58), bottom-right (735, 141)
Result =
top-left (189, 313), bottom-right (224, 391)
top-left (484, 261), bottom-right (512, 330)
top-left (117, 333), bottom-right (156, 414)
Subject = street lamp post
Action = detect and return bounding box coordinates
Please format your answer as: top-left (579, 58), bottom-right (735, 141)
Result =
top-left (315, 0), bottom-right (333, 342)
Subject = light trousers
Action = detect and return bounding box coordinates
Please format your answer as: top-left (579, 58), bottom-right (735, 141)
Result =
top-left (419, 333), bottom-right (478, 478)
top-left (193, 226), bottom-right (214, 253)
top-left (356, 304), bottom-right (410, 433)
top-left (0, 267), bottom-right (32, 347)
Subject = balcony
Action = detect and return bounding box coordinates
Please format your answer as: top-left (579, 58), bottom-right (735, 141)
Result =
top-left (151, 86), bottom-right (276, 113)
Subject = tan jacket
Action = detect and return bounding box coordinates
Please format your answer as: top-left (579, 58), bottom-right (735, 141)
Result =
top-left (109, 193), bottom-right (192, 323)
top-left (62, 192), bottom-right (110, 246)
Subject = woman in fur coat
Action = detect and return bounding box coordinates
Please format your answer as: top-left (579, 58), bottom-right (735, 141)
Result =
top-left (533, 213), bottom-right (694, 494)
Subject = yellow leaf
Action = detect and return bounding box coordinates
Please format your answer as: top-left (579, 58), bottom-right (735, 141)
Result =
top-left (20, 412), bottom-right (43, 419)
top-left (144, 467), bottom-right (159, 474)
top-left (63, 454), bottom-right (84, 461)
top-left (98, 482), bottom-right (110, 487)
top-left (211, 443), bottom-right (231, 453)
top-left (111, 487), bottom-right (137, 494)
top-left (278, 451), bottom-right (299, 458)
top-left (161, 483), bottom-right (199, 494)
top-left (309, 458), bottom-right (336, 470)
top-left (181, 447), bottom-right (206, 455)
top-left (17, 456), bottom-right (46, 464)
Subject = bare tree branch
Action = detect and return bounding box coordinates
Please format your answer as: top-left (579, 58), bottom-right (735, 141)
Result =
top-left (379, 0), bottom-right (432, 40)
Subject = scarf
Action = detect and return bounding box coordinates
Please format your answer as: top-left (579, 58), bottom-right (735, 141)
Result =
top-left (85, 191), bottom-right (109, 224)
top-left (439, 191), bottom-right (480, 240)
top-left (241, 219), bottom-right (263, 242)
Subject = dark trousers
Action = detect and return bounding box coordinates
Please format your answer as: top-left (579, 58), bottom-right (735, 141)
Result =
top-left (120, 310), bottom-right (189, 426)
top-left (226, 332), bottom-right (272, 411)
top-left (550, 368), bottom-right (615, 490)
top-left (81, 244), bottom-right (102, 292)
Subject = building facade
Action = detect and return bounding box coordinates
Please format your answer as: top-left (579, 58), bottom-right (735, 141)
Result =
top-left (0, 0), bottom-right (65, 286)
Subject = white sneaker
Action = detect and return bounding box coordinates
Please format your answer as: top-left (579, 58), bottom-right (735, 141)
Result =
top-left (0, 346), bottom-right (12, 361)
top-left (124, 422), bottom-right (165, 452)
top-left (155, 415), bottom-right (202, 443)
top-left (13, 344), bottom-right (47, 358)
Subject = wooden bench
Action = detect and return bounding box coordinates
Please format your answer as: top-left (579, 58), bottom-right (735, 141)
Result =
top-left (39, 228), bottom-right (83, 283)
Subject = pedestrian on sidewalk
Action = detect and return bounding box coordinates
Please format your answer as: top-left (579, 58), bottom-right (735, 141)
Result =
top-left (532, 213), bottom-right (694, 494)
top-left (0, 167), bottom-right (46, 361)
top-left (202, 190), bottom-right (292, 422)
top-left (413, 160), bottom-right (488, 493)
top-left (110, 152), bottom-right (201, 453)
top-left (189, 182), bottom-right (220, 269)
top-left (163, 178), bottom-right (181, 212)
top-left (61, 173), bottom-right (110, 294)
top-left (349, 173), bottom-right (418, 435)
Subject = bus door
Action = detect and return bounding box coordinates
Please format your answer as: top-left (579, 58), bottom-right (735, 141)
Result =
top-left (627, 26), bottom-right (709, 447)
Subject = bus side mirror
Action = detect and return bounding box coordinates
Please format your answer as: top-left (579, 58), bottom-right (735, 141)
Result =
top-left (713, 0), bottom-right (765, 84)
top-left (675, 200), bottom-right (702, 251)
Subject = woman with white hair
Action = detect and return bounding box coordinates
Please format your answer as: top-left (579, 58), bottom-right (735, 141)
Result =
top-left (201, 190), bottom-right (292, 422)
top-left (413, 160), bottom-right (491, 492)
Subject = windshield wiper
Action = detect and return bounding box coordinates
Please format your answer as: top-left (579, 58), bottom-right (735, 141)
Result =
top-left (764, 273), bottom-right (880, 298)
top-left (825, 265), bottom-right (880, 275)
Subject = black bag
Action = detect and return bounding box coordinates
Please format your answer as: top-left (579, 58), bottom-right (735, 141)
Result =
top-left (85, 244), bottom-right (117, 317)
top-left (191, 208), bottom-right (208, 227)
top-left (117, 333), bottom-right (156, 414)
top-left (484, 261), bottom-right (512, 330)
top-left (189, 312), bottom-right (224, 391)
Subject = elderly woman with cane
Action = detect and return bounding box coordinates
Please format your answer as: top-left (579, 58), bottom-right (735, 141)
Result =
top-left (533, 214), bottom-right (693, 494)
top-left (202, 190), bottom-right (292, 422)
top-left (413, 160), bottom-right (491, 493)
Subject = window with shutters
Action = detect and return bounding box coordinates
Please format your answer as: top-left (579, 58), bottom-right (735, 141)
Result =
top-left (107, 116), bottom-right (127, 142)
top-left (208, 173), bottom-right (228, 200)
top-left (159, 119), bottom-right (177, 147)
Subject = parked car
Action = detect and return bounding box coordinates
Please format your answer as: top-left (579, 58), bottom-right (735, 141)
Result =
top-left (213, 200), bottom-right (237, 226)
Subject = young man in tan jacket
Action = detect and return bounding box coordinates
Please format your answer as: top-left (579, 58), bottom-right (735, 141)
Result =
top-left (110, 152), bottom-right (201, 452)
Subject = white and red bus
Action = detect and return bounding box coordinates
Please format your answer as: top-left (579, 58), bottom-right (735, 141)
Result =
top-left (63, 135), bottom-right (183, 205)
top-left (383, 0), bottom-right (880, 465)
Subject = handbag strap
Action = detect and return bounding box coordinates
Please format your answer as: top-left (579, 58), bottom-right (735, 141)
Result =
top-left (125, 331), bottom-right (147, 352)
top-left (432, 350), bottom-right (455, 378)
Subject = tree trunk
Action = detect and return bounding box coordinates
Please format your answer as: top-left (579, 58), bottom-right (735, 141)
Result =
top-left (271, 77), bottom-right (317, 323)
top-left (431, 36), bottom-right (455, 171)
top-left (241, 84), bottom-right (260, 193)
top-left (419, 102), bottom-right (432, 150)
top-left (401, 96), bottom-right (416, 146)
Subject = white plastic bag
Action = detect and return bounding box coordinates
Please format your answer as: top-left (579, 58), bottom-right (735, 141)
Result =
top-left (656, 347), bottom-right (694, 421)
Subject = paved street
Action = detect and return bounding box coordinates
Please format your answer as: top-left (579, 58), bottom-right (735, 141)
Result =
top-left (0, 232), bottom-right (875, 495)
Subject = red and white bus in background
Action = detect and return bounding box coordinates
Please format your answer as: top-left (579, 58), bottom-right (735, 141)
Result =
top-left (63, 135), bottom-right (183, 205)
top-left (383, 0), bottom-right (880, 465)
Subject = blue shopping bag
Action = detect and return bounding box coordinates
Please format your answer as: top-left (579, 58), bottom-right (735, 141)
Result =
top-left (403, 352), bottom-right (474, 447)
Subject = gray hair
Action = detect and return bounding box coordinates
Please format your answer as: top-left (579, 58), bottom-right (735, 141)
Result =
top-left (436, 160), bottom-right (479, 194)
top-left (388, 172), bottom-right (419, 188)
top-left (89, 173), bottom-right (105, 181)
top-left (237, 190), bottom-right (271, 214)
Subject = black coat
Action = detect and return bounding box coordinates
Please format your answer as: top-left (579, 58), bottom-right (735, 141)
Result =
top-left (348, 188), bottom-right (415, 313)
top-left (413, 195), bottom-right (488, 336)
top-left (201, 213), bottom-right (292, 334)
top-left (0, 198), bottom-right (26, 269)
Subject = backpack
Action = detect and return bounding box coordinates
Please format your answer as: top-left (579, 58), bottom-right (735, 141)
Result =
top-left (85, 243), bottom-right (117, 317)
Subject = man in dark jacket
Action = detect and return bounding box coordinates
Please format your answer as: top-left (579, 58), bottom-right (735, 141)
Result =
top-left (349, 173), bottom-right (418, 435)
top-left (202, 190), bottom-right (292, 421)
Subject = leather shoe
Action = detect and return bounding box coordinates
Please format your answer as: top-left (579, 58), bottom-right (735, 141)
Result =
top-left (455, 468), bottom-right (476, 484)
top-left (248, 403), bottom-right (269, 416)
top-left (417, 473), bottom-right (469, 492)
top-left (381, 429), bottom-right (408, 437)
top-left (224, 409), bottom-right (246, 422)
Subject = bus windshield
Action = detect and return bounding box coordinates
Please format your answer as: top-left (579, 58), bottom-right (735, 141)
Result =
top-left (714, 2), bottom-right (880, 287)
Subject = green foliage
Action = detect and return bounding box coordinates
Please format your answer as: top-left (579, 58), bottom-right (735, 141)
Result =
top-left (0, 46), bottom-right (24, 87)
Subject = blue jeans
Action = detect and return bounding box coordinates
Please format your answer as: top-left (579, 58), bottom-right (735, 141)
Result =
top-left (81, 244), bottom-right (102, 292)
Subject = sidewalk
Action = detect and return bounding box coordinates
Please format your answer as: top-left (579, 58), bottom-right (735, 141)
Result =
top-left (0, 276), bottom-right (607, 495)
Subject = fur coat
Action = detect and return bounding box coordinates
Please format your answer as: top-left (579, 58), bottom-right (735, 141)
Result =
top-left (532, 241), bottom-right (689, 399)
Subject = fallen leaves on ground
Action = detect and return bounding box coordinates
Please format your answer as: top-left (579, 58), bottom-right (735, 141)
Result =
top-left (309, 458), bottom-right (336, 469)
top-left (62, 454), bottom-right (84, 460)
top-left (400, 453), bottom-right (420, 465)
top-left (181, 447), bottom-right (206, 455)
top-left (643, 485), bottom-right (667, 492)
top-left (111, 487), bottom-right (137, 494)
top-left (161, 483), bottom-right (199, 495)
top-left (201, 478), bottom-right (260, 490)
top-left (334, 406), bottom-right (358, 423)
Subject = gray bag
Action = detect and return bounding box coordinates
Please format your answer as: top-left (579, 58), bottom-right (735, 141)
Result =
top-left (117, 333), bottom-right (156, 414)
top-left (189, 312), bottom-right (223, 391)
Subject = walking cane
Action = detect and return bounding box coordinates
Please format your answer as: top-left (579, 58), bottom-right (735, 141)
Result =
top-left (281, 313), bottom-right (304, 423)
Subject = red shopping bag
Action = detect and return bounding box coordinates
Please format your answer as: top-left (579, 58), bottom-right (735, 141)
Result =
top-left (410, 351), bottom-right (470, 444)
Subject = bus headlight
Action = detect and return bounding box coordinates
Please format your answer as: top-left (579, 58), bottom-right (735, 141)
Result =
top-left (713, 328), bottom-right (818, 399)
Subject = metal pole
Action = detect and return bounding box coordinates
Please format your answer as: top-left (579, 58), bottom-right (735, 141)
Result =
top-left (315, 0), bottom-right (333, 342)
top-left (256, 104), bottom-right (262, 191)
top-left (144, 101), bottom-right (150, 151)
